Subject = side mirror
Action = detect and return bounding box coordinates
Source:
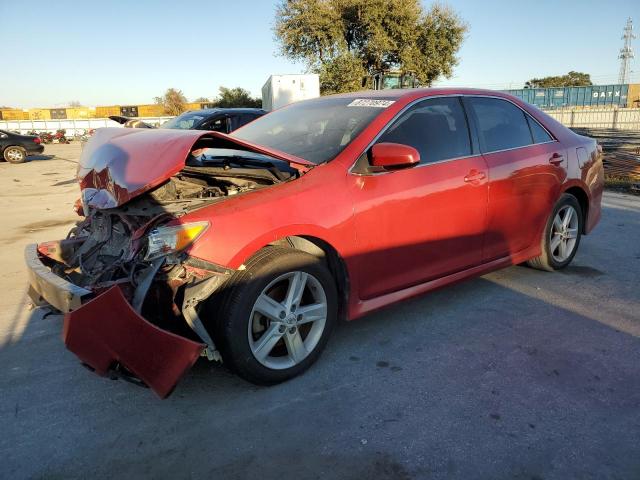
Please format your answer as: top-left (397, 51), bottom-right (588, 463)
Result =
top-left (371, 142), bottom-right (420, 170)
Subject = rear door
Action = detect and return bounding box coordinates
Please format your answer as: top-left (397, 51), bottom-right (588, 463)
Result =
top-left (463, 96), bottom-right (565, 261)
top-left (351, 96), bottom-right (489, 300)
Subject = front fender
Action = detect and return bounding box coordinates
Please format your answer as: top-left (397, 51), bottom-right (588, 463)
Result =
top-left (174, 161), bottom-right (356, 271)
top-left (188, 224), bottom-right (344, 270)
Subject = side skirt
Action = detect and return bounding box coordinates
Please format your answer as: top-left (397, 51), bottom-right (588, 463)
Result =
top-left (349, 245), bottom-right (540, 320)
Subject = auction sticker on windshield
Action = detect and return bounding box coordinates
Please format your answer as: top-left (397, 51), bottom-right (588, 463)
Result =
top-left (347, 99), bottom-right (395, 108)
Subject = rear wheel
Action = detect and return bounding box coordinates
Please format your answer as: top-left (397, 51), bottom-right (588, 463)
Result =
top-left (3, 146), bottom-right (26, 163)
top-left (527, 193), bottom-right (582, 271)
top-left (210, 246), bottom-right (337, 385)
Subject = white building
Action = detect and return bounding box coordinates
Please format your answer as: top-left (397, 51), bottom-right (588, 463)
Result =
top-left (262, 74), bottom-right (320, 111)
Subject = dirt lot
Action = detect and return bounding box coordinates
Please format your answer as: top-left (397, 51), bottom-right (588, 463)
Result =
top-left (1, 143), bottom-right (639, 479)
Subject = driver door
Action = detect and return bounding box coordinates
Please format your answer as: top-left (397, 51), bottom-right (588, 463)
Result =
top-left (350, 96), bottom-right (489, 300)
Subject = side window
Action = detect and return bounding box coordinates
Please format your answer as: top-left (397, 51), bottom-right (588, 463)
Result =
top-left (204, 117), bottom-right (228, 132)
top-left (238, 113), bottom-right (259, 128)
top-left (376, 97), bottom-right (471, 164)
top-left (467, 97), bottom-right (533, 153)
top-left (226, 115), bottom-right (240, 132)
top-left (527, 115), bottom-right (553, 143)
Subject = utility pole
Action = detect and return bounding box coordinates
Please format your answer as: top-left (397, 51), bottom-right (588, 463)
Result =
top-left (618, 17), bottom-right (635, 85)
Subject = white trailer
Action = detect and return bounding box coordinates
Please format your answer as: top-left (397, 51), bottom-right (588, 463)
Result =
top-left (261, 74), bottom-right (320, 111)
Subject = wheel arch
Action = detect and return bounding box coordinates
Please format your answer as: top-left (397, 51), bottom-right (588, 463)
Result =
top-left (3, 144), bottom-right (25, 153)
top-left (561, 184), bottom-right (589, 234)
top-left (264, 235), bottom-right (350, 322)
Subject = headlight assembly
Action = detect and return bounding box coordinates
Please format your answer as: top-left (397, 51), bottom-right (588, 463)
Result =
top-left (145, 221), bottom-right (209, 260)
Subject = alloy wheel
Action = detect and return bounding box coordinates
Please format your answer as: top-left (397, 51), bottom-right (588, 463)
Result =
top-left (6, 148), bottom-right (24, 162)
top-left (549, 205), bottom-right (579, 262)
top-left (248, 271), bottom-right (327, 370)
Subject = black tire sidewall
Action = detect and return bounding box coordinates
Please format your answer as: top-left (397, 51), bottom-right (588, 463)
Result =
top-left (545, 194), bottom-right (583, 270)
top-left (215, 248), bottom-right (338, 385)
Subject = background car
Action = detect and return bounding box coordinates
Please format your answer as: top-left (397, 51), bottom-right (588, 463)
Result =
top-left (109, 108), bottom-right (266, 133)
top-left (0, 129), bottom-right (44, 163)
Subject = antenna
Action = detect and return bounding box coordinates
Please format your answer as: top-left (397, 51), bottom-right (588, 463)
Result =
top-left (618, 17), bottom-right (636, 84)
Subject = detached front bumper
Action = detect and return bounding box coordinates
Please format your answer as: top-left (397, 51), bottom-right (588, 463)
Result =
top-left (25, 243), bottom-right (205, 398)
top-left (25, 243), bottom-right (93, 312)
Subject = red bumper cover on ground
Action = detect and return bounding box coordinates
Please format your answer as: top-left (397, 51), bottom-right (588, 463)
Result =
top-left (63, 286), bottom-right (205, 398)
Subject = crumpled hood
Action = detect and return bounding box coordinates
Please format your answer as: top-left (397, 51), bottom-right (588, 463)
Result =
top-left (78, 127), bottom-right (312, 209)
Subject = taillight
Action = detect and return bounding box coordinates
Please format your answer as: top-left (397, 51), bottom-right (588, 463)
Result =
top-left (33, 137), bottom-right (41, 144)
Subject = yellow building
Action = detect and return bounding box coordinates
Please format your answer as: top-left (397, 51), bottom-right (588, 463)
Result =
top-left (0, 109), bottom-right (29, 121)
top-left (95, 106), bottom-right (121, 118)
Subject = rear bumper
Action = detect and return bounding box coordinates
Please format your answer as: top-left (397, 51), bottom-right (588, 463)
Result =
top-left (27, 144), bottom-right (45, 155)
top-left (25, 243), bottom-right (205, 398)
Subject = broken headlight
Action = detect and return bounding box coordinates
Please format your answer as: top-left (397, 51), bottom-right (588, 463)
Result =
top-left (145, 221), bottom-right (209, 260)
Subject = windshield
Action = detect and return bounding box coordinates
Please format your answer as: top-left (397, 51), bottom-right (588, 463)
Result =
top-left (230, 97), bottom-right (394, 164)
top-left (162, 111), bottom-right (207, 130)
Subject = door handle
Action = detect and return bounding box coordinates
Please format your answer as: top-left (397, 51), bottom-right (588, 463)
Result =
top-left (549, 153), bottom-right (564, 165)
top-left (464, 170), bottom-right (486, 183)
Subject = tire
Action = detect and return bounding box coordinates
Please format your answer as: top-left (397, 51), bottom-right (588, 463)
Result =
top-left (208, 246), bottom-right (338, 385)
top-left (527, 193), bottom-right (583, 271)
top-left (3, 146), bottom-right (27, 164)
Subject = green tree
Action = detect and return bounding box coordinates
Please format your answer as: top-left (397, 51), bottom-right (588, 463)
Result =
top-left (316, 51), bottom-right (364, 94)
top-left (212, 87), bottom-right (262, 108)
top-left (193, 96), bottom-right (210, 103)
top-left (68, 100), bottom-right (83, 107)
top-left (274, 0), bottom-right (467, 94)
top-left (154, 88), bottom-right (188, 115)
top-left (525, 71), bottom-right (592, 88)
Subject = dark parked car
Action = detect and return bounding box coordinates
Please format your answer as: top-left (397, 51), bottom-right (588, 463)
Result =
top-left (109, 108), bottom-right (266, 133)
top-left (0, 129), bottom-right (44, 163)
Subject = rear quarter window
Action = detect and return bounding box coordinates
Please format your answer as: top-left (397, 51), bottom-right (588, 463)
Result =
top-left (527, 116), bottom-right (554, 144)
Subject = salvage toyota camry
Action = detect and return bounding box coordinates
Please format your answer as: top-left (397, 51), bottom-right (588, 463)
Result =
top-left (25, 89), bottom-right (603, 397)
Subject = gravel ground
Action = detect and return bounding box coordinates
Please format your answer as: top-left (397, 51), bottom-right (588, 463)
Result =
top-left (0, 143), bottom-right (639, 480)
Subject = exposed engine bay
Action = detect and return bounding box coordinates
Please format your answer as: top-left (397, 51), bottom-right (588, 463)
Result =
top-left (54, 150), bottom-right (297, 287)
top-left (36, 146), bottom-right (300, 352)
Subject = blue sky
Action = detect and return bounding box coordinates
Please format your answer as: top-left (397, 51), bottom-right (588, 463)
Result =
top-left (0, 0), bottom-right (638, 108)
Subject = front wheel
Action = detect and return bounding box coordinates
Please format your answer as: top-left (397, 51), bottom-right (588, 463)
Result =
top-left (3, 146), bottom-right (26, 163)
top-left (527, 193), bottom-right (583, 271)
top-left (209, 246), bottom-right (338, 385)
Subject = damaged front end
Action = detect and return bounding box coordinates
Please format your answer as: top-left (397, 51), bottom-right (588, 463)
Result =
top-left (26, 128), bottom-right (307, 398)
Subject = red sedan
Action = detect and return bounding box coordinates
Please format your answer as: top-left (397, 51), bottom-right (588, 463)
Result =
top-left (25, 89), bottom-right (603, 397)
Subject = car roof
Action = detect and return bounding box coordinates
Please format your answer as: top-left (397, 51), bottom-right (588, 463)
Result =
top-left (327, 87), bottom-right (512, 100)
top-left (193, 108), bottom-right (265, 115)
